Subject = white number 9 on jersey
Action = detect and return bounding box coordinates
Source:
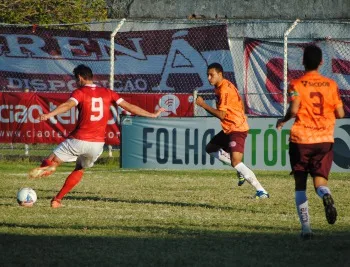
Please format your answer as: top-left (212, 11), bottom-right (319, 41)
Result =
top-left (91, 97), bottom-right (103, 121)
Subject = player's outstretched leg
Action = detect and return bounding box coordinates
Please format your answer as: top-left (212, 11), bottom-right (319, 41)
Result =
top-left (210, 149), bottom-right (231, 165)
top-left (51, 169), bottom-right (84, 208)
top-left (210, 149), bottom-right (246, 186)
top-left (234, 162), bottom-right (269, 199)
top-left (29, 159), bottom-right (56, 179)
top-left (316, 186), bottom-right (337, 225)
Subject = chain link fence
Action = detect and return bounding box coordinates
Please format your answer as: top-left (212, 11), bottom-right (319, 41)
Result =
top-left (195, 19), bottom-right (350, 117)
top-left (0, 19), bottom-right (349, 157)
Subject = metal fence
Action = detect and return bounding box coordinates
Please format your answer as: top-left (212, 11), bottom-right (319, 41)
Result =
top-left (0, 18), bottom-right (349, 157)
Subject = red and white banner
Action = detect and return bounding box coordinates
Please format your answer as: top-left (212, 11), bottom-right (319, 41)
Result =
top-left (0, 92), bottom-right (193, 145)
top-left (244, 38), bottom-right (350, 117)
top-left (0, 25), bottom-right (234, 93)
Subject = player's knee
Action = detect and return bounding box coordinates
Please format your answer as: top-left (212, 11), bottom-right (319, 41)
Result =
top-left (205, 143), bottom-right (217, 154)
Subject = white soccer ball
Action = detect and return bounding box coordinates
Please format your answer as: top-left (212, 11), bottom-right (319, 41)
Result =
top-left (17, 187), bottom-right (37, 207)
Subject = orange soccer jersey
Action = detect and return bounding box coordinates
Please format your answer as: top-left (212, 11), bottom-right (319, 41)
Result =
top-left (215, 79), bottom-right (249, 134)
top-left (288, 71), bottom-right (343, 144)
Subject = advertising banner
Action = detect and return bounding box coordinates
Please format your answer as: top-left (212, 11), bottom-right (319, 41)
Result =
top-left (244, 38), bottom-right (350, 117)
top-left (0, 25), bottom-right (234, 93)
top-left (121, 116), bottom-right (350, 172)
top-left (0, 92), bottom-right (193, 144)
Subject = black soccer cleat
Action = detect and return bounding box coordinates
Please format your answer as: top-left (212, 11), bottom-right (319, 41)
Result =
top-left (236, 171), bottom-right (246, 186)
top-left (323, 194), bottom-right (337, 225)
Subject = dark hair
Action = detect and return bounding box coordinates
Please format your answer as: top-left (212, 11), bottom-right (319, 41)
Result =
top-left (207, 63), bottom-right (223, 74)
top-left (73, 64), bottom-right (93, 80)
top-left (303, 45), bottom-right (322, 70)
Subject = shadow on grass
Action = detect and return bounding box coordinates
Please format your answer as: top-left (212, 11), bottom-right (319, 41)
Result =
top-left (63, 195), bottom-right (259, 213)
top-left (31, 190), bottom-right (259, 213)
top-left (0, 222), bottom-right (293, 234)
top-left (1, 230), bottom-right (350, 267)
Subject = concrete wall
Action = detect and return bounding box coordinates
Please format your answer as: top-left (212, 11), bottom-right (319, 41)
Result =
top-left (107, 0), bottom-right (350, 20)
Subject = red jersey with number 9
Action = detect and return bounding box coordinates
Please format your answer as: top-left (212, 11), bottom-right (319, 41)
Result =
top-left (69, 84), bottom-right (123, 142)
top-left (288, 71), bottom-right (343, 144)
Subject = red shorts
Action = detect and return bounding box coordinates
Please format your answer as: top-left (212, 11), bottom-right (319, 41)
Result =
top-left (209, 130), bottom-right (248, 153)
top-left (289, 142), bottom-right (334, 179)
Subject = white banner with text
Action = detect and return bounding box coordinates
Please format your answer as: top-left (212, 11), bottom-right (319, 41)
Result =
top-left (121, 116), bottom-right (350, 172)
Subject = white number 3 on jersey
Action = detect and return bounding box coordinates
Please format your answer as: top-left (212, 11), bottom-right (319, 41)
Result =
top-left (91, 97), bottom-right (103, 121)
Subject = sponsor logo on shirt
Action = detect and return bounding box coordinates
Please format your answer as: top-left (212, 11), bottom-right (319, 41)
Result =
top-left (301, 81), bottom-right (330, 87)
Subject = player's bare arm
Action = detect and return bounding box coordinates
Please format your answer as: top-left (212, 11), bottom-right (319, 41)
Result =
top-left (335, 105), bottom-right (345, 119)
top-left (40, 99), bottom-right (76, 121)
top-left (119, 100), bottom-right (165, 118)
top-left (196, 96), bottom-right (226, 120)
top-left (276, 98), bottom-right (300, 130)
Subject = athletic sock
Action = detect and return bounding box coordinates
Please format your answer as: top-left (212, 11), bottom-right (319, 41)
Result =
top-left (316, 186), bottom-right (331, 198)
top-left (55, 170), bottom-right (84, 200)
top-left (40, 159), bottom-right (54, 167)
top-left (209, 149), bottom-right (231, 165)
top-left (234, 162), bottom-right (266, 192)
top-left (295, 190), bottom-right (312, 233)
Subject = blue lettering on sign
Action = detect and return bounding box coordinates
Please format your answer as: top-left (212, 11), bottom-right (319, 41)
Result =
top-left (143, 128), bottom-right (154, 163)
top-left (142, 127), bottom-right (218, 165)
top-left (156, 128), bottom-right (169, 164)
top-left (172, 129), bottom-right (183, 164)
top-left (185, 129), bottom-right (198, 164)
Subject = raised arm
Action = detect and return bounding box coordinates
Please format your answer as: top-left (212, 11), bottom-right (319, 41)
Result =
top-left (119, 100), bottom-right (165, 118)
top-left (40, 99), bottom-right (76, 121)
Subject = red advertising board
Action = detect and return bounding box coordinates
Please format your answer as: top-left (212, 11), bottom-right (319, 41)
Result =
top-left (0, 92), bottom-right (194, 145)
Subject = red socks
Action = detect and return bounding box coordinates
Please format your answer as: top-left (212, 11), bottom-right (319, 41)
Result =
top-left (41, 159), bottom-right (54, 167)
top-left (55, 170), bottom-right (84, 200)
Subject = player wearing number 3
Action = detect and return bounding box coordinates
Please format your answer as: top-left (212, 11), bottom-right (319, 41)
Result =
top-left (276, 45), bottom-right (344, 239)
top-left (29, 64), bottom-right (165, 208)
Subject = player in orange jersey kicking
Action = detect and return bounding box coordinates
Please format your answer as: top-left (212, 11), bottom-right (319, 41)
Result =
top-left (196, 63), bottom-right (269, 199)
top-left (276, 45), bottom-right (344, 240)
top-left (29, 64), bottom-right (165, 208)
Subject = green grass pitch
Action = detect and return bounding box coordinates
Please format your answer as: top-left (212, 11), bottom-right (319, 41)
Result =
top-left (0, 159), bottom-right (349, 266)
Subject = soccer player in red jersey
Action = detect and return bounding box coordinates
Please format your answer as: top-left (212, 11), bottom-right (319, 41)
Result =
top-left (276, 45), bottom-right (344, 239)
top-left (196, 63), bottom-right (269, 199)
top-left (29, 64), bottom-right (165, 208)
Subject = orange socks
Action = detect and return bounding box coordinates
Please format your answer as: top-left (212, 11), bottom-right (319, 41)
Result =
top-left (55, 170), bottom-right (84, 200)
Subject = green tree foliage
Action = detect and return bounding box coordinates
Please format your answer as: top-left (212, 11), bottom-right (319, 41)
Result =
top-left (0, 0), bottom-right (108, 25)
